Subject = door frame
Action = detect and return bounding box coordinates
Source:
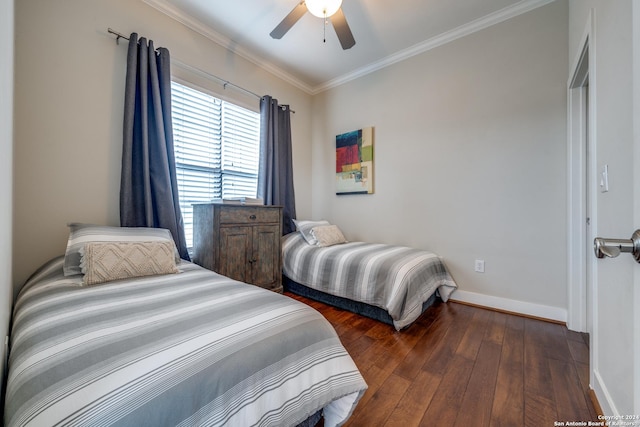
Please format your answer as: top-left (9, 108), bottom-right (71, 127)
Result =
top-left (567, 10), bottom-right (597, 338)
top-left (632, 1), bottom-right (640, 416)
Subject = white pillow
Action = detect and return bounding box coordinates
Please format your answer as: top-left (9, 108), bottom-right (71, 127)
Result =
top-left (311, 224), bottom-right (348, 247)
top-left (80, 241), bottom-right (179, 285)
top-left (293, 219), bottom-right (330, 245)
top-left (63, 223), bottom-right (180, 276)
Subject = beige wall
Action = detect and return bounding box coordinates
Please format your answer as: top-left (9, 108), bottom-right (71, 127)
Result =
top-left (12, 1), bottom-right (571, 318)
top-left (311, 1), bottom-right (569, 315)
top-left (1, 0), bottom-right (14, 392)
top-left (569, 0), bottom-right (637, 416)
top-left (13, 0), bottom-right (313, 293)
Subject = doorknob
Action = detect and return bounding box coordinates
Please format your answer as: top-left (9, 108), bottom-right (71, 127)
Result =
top-left (594, 230), bottom-right (640, 262)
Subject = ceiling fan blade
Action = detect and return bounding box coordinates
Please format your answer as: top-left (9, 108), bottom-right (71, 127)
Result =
top-left (270, 1), bottom-right (308, 39)
top-left (330, 7), bottom-right (356, 50)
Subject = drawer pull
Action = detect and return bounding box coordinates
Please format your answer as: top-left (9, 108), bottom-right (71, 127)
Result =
top-left (249, 215), bottom-right (257, 220)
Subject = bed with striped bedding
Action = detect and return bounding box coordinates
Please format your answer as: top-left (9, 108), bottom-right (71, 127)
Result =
top-left (282, 232), bottom-right (458, 330)
top-left (4, 257), bottom-right (367, 427)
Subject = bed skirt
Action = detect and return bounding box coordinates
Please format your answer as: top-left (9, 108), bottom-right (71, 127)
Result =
top-left (284, 275), bottom-right (438, 328)
top-left (296, 410), bottom-right (322, 427)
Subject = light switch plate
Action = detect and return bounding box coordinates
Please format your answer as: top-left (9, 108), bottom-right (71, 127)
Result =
top-left (600, 164), bottom-right (609, 193)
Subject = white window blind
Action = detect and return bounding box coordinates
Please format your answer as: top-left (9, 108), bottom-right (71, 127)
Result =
top-left (171, 81), bottom-right (261, 247)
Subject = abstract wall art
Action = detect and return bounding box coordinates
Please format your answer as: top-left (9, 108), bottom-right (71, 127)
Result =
top-left (335, 127), bottom-right (374, 195)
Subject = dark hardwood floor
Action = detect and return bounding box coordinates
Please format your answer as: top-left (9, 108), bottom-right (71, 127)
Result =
top-left (286, 293), bottom-right (599, 427)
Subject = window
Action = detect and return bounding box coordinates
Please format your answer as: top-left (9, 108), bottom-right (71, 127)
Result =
top-left (171, 81), bottom-right (261, 247)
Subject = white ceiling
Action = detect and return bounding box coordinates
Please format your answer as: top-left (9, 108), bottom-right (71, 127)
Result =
top-left (143, 0), bottom-right (555, 93)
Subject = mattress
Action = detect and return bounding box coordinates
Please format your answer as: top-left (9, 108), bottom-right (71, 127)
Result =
top-left (282, 232), bottom-right (457, 330)
top-left (4, 257), bottom-right (367, 427)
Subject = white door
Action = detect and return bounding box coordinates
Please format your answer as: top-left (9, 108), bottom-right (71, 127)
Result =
top-left (569, 3), bottom-right (639, 415)
top-left (632, 2), bottom-right (640, 416)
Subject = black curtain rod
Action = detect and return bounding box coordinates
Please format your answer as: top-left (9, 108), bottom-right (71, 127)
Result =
top-left (107, 28), bottom-right (295, 113)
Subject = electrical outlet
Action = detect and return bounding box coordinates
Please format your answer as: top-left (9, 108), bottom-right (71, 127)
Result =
top-left (474, 259), bottom-right (485, 273)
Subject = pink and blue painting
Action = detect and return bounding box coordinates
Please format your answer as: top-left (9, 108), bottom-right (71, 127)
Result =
top-left (336, 127), bottom-right (374, 195)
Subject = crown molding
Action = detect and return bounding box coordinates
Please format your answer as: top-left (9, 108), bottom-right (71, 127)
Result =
top-left (142, 0), bottom-right (316, 95)
top-left (143, 0), bottom-right (556, 96)
top-left (313, 0), bottom-right (557, 93)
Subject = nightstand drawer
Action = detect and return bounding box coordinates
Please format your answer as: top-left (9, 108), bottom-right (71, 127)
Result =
top-left (219, 206), bottom-right (280, 224)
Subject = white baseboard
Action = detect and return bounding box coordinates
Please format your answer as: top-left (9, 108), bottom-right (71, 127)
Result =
top-left (449, 290), bottom-right (568, 323)
top-left (592, 369), bottom-right (617, 416)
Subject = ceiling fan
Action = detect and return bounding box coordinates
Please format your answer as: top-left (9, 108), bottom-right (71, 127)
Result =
top-left (270, 0), bottom-right (356, 50)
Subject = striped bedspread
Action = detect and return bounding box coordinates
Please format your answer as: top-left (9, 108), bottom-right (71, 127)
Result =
top-left (5, 257), bottom-right (367, 427)
top-left (282, 233), bottom-right (458, 330)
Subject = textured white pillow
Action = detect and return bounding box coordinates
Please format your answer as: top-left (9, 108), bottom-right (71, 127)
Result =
top-left (311, 225), bottom-right (347, 247)
top-left (80, 241), bottom-right (179, 285)
top-left (293, 219), bottom-right (331, 245)
top-left (64, 224), bottom-right (180, 276)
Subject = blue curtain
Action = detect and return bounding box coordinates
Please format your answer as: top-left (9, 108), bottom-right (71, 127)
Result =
top-left (258, 96), bottom-right (297, 235)
top-left (120, 33), bottom-right (190, 261)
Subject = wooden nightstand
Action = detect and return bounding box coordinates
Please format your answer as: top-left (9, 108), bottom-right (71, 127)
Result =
top-left (193, 203), bottom-right (283, 293)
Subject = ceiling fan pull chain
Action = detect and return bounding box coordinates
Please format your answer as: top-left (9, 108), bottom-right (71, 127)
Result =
top-left (323, 14), bottom-right (327, 43)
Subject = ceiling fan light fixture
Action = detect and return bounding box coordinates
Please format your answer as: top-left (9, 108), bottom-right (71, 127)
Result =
top-left (305, 0), bottom-right (342, 18)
